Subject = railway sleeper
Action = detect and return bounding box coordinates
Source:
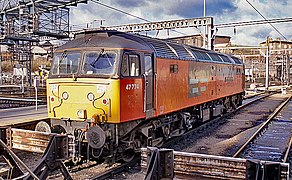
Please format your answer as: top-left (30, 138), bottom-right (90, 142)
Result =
top-left (142, 148), bottom-right (289, 180)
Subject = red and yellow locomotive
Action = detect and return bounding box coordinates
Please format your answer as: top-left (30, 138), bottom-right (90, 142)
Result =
top-left (46, 30), bottom-right (244, 162)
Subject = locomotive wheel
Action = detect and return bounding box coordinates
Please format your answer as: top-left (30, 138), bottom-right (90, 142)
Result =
top-left (122, 148), bottom-right (136, 162)
top-left (51, 125), bottom-right (66, 134)
top-left (163, 125), bottom-right (170, 138)
top-left (35, 121), bottom-right (51, 133)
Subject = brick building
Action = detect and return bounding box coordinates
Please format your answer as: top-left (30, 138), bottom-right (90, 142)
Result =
top-left (168, 34), bottom-right (231, 48)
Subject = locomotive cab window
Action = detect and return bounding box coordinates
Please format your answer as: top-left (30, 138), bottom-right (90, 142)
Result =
top-left (82, 50), bottom-right (117, 75)
top-left (51, 51), bottom-right (80, 75)
top-left (144, 55), bottom-right (153, 76)
top-left (121, 54), bottom-right (141, 77)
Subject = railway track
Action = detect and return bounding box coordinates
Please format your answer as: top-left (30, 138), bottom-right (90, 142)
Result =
top-left (140, 147), bottom-right (290, 180)
top-left (137, 93), bottom-right (292, 180)
top-left (41, 91), bottom-right (270, 180)
top-left (2, 92), bottom-right (289, 180)
top-left (0, 86), bottom-right (47, 109)
top-left (0, 128), bottom-right (140, 180)
top-left (0, 86), bottom-right (46, 96)
top-left (45, 159), bottom-right (140, 180)
top-left (52, 91), bottom-right (292, 179)
top-left (89, 158), bottom-right (140, 180)
top-left (233, 95), bottom-right (292, 163)
top-left (162, 92), bottom-right (272, 149)
top-left (45, 93), bottom-right (278, 179)
top-left (0, 97), bottom-right (46, 109)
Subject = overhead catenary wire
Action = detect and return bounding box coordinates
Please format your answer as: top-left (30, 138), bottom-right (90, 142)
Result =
top-left (245, 0), bottom-right (288, 41)
top-left (215, 17), bottom-right (292, 28)
top-left (89, 0), bottom-right (188, 36)
top-left (90, 0), bottom-right (151, 23)
top-left (75, 0), bottom-right (292, 44)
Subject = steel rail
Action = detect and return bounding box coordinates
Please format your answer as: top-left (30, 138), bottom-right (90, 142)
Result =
top-left (90, 158), bottom-right (140, 180)
top-left (233, 95), bottom-right (292, 158)
top-left (283, 136), bottom-right (292, 163)
top-left (0, 97), bottom-right (44, 102)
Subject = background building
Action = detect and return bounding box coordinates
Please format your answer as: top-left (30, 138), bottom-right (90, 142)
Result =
top-left (168, 35), bottom-right (231, 48)
top-left (168, 35), bottom-right (292, 86)
top-left (260, 38), bottom-right (292, 85)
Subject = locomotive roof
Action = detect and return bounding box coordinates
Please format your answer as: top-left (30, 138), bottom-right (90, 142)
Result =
top-left (59, 30), bottom-right (242, 65)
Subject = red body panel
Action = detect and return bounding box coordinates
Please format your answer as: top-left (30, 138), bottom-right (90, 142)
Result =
top-left (119, 58), bottom-right (244, 122)
top-left (120, 78), bottom-right (145, 122)
top-left (155, 59), bottom-right (189, 115)
top-left (154, 58), bottom-right (244, 116)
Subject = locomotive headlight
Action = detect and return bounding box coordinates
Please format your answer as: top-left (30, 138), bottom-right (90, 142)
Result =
top-left (62, 91), bottom-right (69, 100)
top-left (87, 92), bottom-right (95, 101)
top-left (77, 109), bottom-right (87, 119)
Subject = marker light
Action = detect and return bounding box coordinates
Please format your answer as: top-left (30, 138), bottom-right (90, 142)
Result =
top-left (87, 92), bottom-right (95, 101)
top-left (50, 97), bottom-right (54, 102)
top-left (102, 98), bottom-right (108, 105)
top-left (62, 92), bottom-right (69, 100)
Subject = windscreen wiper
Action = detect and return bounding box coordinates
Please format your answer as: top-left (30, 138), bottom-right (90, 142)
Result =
top-left (56, 50), bottom-right (67, 70)
top-left (90, 49), bottom-right (104, 67)
top-left (59, 50), bottom-right (67, 64)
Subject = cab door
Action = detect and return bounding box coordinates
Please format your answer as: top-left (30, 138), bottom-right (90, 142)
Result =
top-left (143, 54), bottom-right (155, 118)
top-left (120, 52), bottom-right (144, 122)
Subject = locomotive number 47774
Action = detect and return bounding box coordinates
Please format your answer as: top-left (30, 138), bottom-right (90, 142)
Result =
top-left (126, 83), bottom-right (139, 90)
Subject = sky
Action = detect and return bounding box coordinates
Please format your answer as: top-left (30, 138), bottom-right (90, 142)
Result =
top-left (69, 0), bottom-right (292, 46)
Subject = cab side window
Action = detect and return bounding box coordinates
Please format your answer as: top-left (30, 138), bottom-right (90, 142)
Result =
top-left (121, 54), bottom-right (140, 77)
top-left (121, 54), bottom-right (129, 76)
top-left (145, 55), bottom-right (153, 75)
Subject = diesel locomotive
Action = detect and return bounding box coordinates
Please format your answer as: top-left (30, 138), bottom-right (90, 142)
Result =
top-left (45, 30), bottom-right (244, 162)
